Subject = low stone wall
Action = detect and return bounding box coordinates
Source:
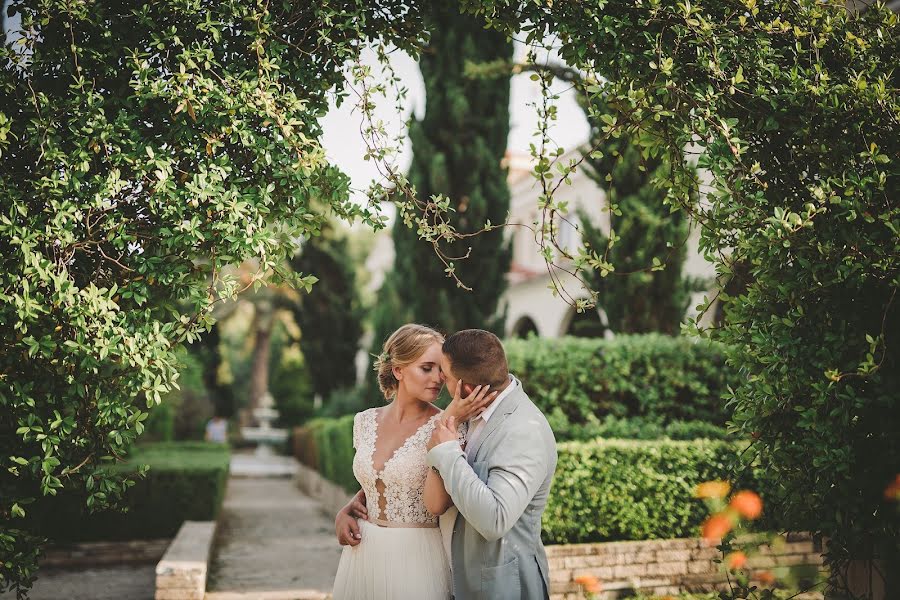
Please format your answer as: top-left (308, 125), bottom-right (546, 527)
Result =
top-left (294, 460), bottom-right (353, 519)
top-left (548, 533), bottom-right (825, 599)
top-left (41, 538), bottom-right (171, 568)
top-left (155, 521), bottom-right (217, 600)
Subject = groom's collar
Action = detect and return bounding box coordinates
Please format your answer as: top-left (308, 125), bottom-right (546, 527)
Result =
top-left (478, 374), bottom-right (518, 424)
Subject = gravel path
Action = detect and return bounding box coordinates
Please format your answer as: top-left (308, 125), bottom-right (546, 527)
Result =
top-left (205, 477), bottom-right (343, 599)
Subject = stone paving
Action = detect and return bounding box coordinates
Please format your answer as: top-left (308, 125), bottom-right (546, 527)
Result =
top-left (205, 473), bottom-right (343, 599)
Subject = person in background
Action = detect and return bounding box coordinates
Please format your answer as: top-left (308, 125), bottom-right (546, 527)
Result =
top-left (205, 415), bottom-right (228, 443)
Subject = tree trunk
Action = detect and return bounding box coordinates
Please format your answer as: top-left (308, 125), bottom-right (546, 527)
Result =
top-left (247, 303), bottom-right (274, 424)
top-left (827, 558), bottom-right (889, 600)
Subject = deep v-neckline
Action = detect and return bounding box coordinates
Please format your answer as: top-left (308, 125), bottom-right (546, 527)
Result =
top-left (369, 408), bottom-right (438, 475)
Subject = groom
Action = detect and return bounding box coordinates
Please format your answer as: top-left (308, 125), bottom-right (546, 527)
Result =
top-left (427, 329), bottom-right (557, 600)
top-left (333, 329), bottom-right (557, 599)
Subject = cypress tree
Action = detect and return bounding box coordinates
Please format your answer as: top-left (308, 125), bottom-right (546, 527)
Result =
top-left (370, 5), bottom-right (513, 371)
top-left (578, 100), bottom-right (699, 335)
top-left (290, 228), bottom-right (363, 401)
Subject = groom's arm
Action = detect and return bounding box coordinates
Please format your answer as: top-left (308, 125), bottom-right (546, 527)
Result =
top-left (427, 432), bottom-right (547, 542)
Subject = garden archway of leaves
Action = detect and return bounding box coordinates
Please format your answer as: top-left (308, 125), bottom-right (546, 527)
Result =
top-left (1, 1), bottom-right (897, 598)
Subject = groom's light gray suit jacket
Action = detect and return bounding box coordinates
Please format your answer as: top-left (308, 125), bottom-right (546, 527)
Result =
top-left (427, 378), bottom-right (557, 600)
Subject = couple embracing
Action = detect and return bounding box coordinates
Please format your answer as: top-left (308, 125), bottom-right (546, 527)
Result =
top-left (332, 324), bottom-right (558, 600)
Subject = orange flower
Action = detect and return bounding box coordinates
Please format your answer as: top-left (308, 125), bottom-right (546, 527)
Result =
top-left (702, 512), bottom-right (733, 543)
top-left (884, 474), bottom-right (900, 501)
top-left (730, 490), bottom-right (763, 520)
top-left (726, 551), bottom-right (748, 570)
top-left (755, 570), bottom-right (776, 585)
top-left (573, 574), bottom-right (602, 594)
top-left (696, 480), bottom-right (731, 499)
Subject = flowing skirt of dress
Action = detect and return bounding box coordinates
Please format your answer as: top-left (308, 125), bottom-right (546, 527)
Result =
top-left (332, 519), bottom-right (451, 600)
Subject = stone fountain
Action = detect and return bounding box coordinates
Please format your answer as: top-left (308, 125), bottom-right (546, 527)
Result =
top-left (240, 392), bottom-right (288, 457)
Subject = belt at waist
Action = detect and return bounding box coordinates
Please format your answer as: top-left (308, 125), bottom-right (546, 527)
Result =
top-left (370, 517), bottom-right (438, 529)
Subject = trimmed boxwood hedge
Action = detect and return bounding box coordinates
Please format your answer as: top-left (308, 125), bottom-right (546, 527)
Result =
top-left (541, 438), bottom-right (761, 544)
top-left (293, 415), bottom-right (356, 493)
top-left (293, 418), bottom-right (770, 543)
top-left (30, 442), bottom-right (230, 542)
top-left (571, 415), bottom-right (733, 442)
top-left (505, 335), bottom-right (738, 438)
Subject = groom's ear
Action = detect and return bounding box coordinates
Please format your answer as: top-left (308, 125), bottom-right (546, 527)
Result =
top-left (461, 382), bottom-right (476, 396)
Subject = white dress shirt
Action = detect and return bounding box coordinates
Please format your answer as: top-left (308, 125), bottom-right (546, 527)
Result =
top-left (465, 374), bottom-right (517, 450)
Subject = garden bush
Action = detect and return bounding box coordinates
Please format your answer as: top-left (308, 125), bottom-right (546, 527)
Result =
top-left (541, 439), bottom-right (764, 544)
top-left (556, 415), bottom-right (732, 443)
top-left (505, 335), bottom-right (738, 436)
top-left (293, 415), bottom-right (356, 493)
top-left (294, 415), bottom-right (769, 544)
top-left (317, 386), bottom-right (370, 419)
top-left (29, 442), bottom-right (229, 542)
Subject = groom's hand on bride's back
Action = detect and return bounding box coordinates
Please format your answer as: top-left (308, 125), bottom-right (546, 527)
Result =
top-left (335, 510), bottom-right (361, 546)
top-left (335, 493), bottom-right (368, 546)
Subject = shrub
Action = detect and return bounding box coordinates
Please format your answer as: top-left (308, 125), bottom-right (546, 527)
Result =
top-left (143, 400), bottom-right (176, 443)
top-left (505, 335), bottom-right (737, 435)
top-left (541, 439), bottom-right (763, 544)
top-left (295, 415), bottom-right (765, 544)
top-left (28, 442), bottom-right (230, 542)
top-left (318, 386), bottom-right (370, 419)
top-left (294, 416), bottom-right (356, 493)
top-left (270, 347), bottom-right (315, 429)
top-left (292, 419), bottom-right (325, 469)
top-left (557, 415), bottom-right (732, 442)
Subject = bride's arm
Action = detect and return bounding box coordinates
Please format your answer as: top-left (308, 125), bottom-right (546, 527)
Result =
top-left (425, 467), bottom-right (453, 516)
top-left (425, 416), bottom-right (470, 515)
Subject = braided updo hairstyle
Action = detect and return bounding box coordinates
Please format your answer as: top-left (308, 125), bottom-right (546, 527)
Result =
top-left (374, 324), bottom-right (445, 400)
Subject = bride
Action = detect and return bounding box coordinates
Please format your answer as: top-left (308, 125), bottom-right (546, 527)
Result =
top-left (331, 324), bottom-right (495, 600)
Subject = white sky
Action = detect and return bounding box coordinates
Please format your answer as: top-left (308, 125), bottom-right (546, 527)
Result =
top-left (320, 42), bottom-right (589, 215)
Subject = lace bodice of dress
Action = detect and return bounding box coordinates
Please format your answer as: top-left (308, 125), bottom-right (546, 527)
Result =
top-left (353, 408), bottom-right (468, 526)
top-left (353, 408), bottom-right (444, 525)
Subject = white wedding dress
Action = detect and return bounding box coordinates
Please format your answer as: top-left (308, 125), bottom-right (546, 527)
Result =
top-left (332, 408), bottom-right (452, 600)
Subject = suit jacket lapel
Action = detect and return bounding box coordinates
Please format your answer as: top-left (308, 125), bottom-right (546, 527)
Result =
top-left (467, 386), bottom-right (523, 463)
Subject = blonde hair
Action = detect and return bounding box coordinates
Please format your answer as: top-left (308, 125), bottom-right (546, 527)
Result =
top-left (374, 324), bottom-right (444, 400)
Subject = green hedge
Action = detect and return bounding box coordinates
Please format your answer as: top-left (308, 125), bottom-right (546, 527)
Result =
top-left (293, 416), bottom-right (774, 543)
top-left (293, 415), bottom-right (356, 493)
top-left (505, 335), bottom-right (738, 437)
top-left (542, 439), bottom-right (760, 544)
top-left (31, 442), bottom-right (230, 542)
top-left (568, 415), bottom-right (732, 442)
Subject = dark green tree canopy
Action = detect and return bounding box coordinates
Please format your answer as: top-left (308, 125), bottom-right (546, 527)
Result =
top-left (290, 228), bottom-right (363, 401)
top-left (578, 96), bottom-right (699, 335)
top-left (372, 2), bottom-right (514, 339)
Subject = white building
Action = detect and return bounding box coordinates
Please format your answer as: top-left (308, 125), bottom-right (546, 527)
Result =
top-left (359, 149), bottom-right (717, 343)
top-left (500, 150), bottom-right (716, 339)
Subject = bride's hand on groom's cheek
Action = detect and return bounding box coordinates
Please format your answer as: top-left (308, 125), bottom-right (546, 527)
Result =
top-left (444, 380), bottom-right (498, 422)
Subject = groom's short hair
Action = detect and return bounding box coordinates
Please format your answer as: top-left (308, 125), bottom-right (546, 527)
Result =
top-left (442, 329), bottom-right (509, 387)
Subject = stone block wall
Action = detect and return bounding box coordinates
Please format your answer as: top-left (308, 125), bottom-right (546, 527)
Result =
top-left (548, 533), bottom-right (824, 599)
